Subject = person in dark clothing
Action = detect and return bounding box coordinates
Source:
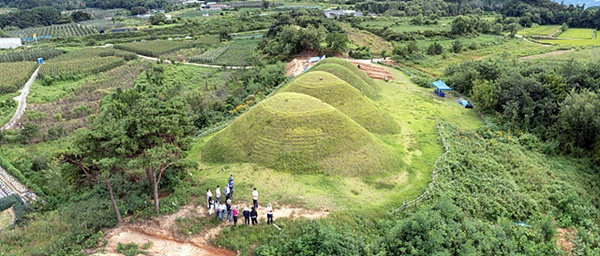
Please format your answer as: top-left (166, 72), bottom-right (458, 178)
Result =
top-left (226, 199), bottom-right (232, 222)
top-left (250, 206), bottom-right (258, 225)
top-left (243, 206), bottom-right (250, 225)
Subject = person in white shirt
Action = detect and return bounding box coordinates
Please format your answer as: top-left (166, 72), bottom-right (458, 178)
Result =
top-left (252, 188), bottom-right (258, 209)
top-left (225, 185), bottom-right (231, 201)
top-left (266, 203), bottom-right (273, 224)
top-left (219, 202), bottom-right (226, 221)
top-left (215, 185), bottom-right (221, 203)
top-left (206, 188), bottom-right (213, 209)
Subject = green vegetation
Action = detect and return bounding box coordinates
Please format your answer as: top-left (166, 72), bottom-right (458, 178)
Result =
top-left (114, 38), bottom-right (219, 57)
top-left (538, 37), bottom-right (600, 46)
top-left (316, 57), bottom-right (378, 89)
top-left (188, 45), bottom-right (228, 64)
top-left (213, 39), bottom-right (261, 66)
top-left (308, 63), bottom-right (378, 99)
top-left (557, 28), bottom-right (594, 39)
top-left (202, 92), bottom-right (401, 176)
top-left (38, 48), bottom-right (136, 83)
top-left (7, 23), bottom-right (98, 38)
top-left (281, 71), bottom-right (399, 134)
top-left (517, 25), bottom-right (561, 36)
top-left (0, 47), bottom-right (63, 63)
top-left (0, 61), bottom-right (36, 94)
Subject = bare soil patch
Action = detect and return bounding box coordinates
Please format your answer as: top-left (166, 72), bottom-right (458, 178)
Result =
top-left (94, 203), bottom-right (328, 256)
top-left (556, 227), bottom-right (576, 254)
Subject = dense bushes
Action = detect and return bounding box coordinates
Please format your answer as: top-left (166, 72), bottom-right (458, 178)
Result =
top-left (0, 194), bottom-right (24, 217)
top-left (0, 156), bottom-right (44, 197)
top-left (444, 58), bottom-right (600, 160)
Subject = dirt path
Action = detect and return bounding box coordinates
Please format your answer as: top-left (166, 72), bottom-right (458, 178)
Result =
top-left (515, 35), bottom-right (552, 47)
top-left (1, 66), bottom-right (40, 131)
top-left (519, 49), bottom-right (575, 60)
top-left (95, 203), bottom-right (328, 256)
top-left (138, 55), bottom-right (252, 69)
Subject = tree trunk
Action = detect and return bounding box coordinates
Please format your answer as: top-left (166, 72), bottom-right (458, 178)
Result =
top-left (105, 179), bottom-right (122, 223)
top-left (153, 177), bottom-right (159, 213)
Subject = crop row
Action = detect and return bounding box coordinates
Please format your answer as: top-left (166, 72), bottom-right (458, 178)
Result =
top-left (39, 56), bottom-right (126, 82)
top-left (212, 39), bottom-right (260, 66)
top-left (8, 23), bottom-right (98, 38)
top-left (114, 39), bottom-right (217, 57)
top-left (51, 48), bottom-right (137, 62)
top-left (0, 47), bottom-right (63, 63)
top-left (188, 46), bottom-right (229, 64)
top-left (0, 62), bottom-right (37, 94)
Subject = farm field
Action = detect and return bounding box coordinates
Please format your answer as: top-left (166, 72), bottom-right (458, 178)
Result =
top-left (7, 23), bottom-right (98, 38)
top-left (339, 23), bottom-right (392, 55)
top-left (190, 64), bottom-right (484, 212)
top-left (517, 25), bottom-right (561, 36)
top-left (361, 18), bottom-right (452, 33)
top-left (523, 47), bottom-right (600, 62)
top-left (38, 48), bottom-right (136, 82)
top-left (405, 36), bottom-right (558, 76)
top-left (0, 48), bottom-right (63, 63)
top-left (114, 37), bottom-right (220, 57)
top-left (558, 28), bottom-right (595, 39)
top-left (538, 37), bottom-right (600, 46)
top-left (189, 38), bottom-right (260, 66)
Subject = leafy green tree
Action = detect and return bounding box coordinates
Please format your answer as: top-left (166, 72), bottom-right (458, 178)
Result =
top-left (149, 12), bottom-right (166, 25)
top-left (557, 89), bottom-right (600, 156)
top-left (452, 40), bottom-right (463, 53)
top-left (426, 42), bottom-right (443, 55)
top-left (471, 79), bottom-right (500, 112)
top-left (451, 15), bottom-right (471, 35)
top-left (130, 7), bottom-right (147, 16)
top-left (325, 32), bottom-right (349, 54)
top-left (492, 23), bottom-right (503, 35)
top-left (506, 23), bottom-right (519, 37)
top-left (20, 122), bottom-right (40, 143)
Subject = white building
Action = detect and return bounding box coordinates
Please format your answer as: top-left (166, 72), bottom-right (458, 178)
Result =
top-left (0, 38), bottom-right (22, 49)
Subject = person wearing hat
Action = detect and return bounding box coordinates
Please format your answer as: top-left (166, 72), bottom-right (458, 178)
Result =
top-left (242, 206), bottom-right (250, 225)
top-left (226, 199), bottom-right (232, 222)
top-left (232, 206), bottom-right (239, 226)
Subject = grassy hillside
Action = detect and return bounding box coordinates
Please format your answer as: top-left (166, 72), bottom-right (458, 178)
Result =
top-left (201, 92), bottom-right (402, 176)
top-left (281, 71), bottom-right (400, 134)
top-left (315, 58), bottom-right (379, 90)
top-left (308, 63), bottom-right (378, 99)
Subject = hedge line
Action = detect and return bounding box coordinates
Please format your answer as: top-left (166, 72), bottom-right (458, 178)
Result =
top-left (0, 194), bottom-right (24, 217)
top-left (0, 156), bottom-right (44, 197)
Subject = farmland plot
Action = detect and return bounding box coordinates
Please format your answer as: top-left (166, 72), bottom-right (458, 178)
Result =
top-left (114, 37), bottom-right (219, 57)
top-left (558, 28), bottom-right (594, 39)
top-left (8, 23), bottom-right (97, 38)
top-left (517, 25), bottom-right (561, 36)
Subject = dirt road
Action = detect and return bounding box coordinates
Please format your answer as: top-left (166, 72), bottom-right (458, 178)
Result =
top-left (1, 66), bottom-right (40, 131)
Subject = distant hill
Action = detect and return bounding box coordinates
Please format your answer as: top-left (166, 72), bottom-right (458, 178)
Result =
top-left (553, 0), bottom-right (600, 7)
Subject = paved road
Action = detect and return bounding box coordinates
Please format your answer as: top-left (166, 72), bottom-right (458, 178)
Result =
top-left (1, 66), bottom-right (40, 131)
top-left (138, 55), bottom-right (252, 69)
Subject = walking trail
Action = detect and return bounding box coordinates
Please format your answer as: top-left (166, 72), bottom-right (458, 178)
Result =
top-left (1, 66), bottom-right (40, 131)
top-left (138, 55), bottom-right (252, 69)
top-left (94, 203), bottom-right (328, 256)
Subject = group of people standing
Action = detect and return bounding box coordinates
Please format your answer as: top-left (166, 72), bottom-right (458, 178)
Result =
top-left (206, 174), bottom-right (274, 226)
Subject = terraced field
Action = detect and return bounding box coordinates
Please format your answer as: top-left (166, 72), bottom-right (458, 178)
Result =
top-left (517, 25), bottom-right (561, 36)
top-left (557, 28), bottom-right (594, 39)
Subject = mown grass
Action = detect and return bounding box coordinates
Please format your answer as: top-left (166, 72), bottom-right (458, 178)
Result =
top-left (188, 63), bottom-right (484, 214)
top-left (526, 47), bottom-right (600, 62)
top-left (201, 92), bottom-right (402, 176)
top-left (308, 63), bottom-right (378, 99)
top-left (316, 57), bottom-right (379, 89)
top-left (538, 37), bottom-right (600, 46)
top-left (517, 25), bottom-right (561, 36)
top-left (557, 28), bottom-right (594, 39)
top-left (281, 71), bottom-right (399, 134)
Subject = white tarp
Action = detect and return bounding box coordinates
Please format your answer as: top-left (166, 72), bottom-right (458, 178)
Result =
top-left (0, 38), bottom-right (22, 49)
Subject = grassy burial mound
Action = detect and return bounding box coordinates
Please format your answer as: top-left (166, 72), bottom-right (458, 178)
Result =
top-left (201, 92), bottom-right (401, 176)
top-left (315, 57), bottom-right (379, 90)
top-left (281, 71), bottom-right (400, 134)
top-left (308, 63), bottom-right (378, 99)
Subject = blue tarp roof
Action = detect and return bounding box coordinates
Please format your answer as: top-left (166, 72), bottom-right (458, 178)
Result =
top-left (432, 80), bottom-right (452, 90)
top-left (308, 57), bottom-right (320, 63)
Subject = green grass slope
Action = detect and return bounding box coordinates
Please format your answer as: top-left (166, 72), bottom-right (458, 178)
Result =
top-left (201, 92), bottom-right (401, 176)
top-left (315, 57), bottom-right (379, 90)
top-left (281, 71), bottom-right (400, 134)
top-left (308, 63), bottom-right (378, 99)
